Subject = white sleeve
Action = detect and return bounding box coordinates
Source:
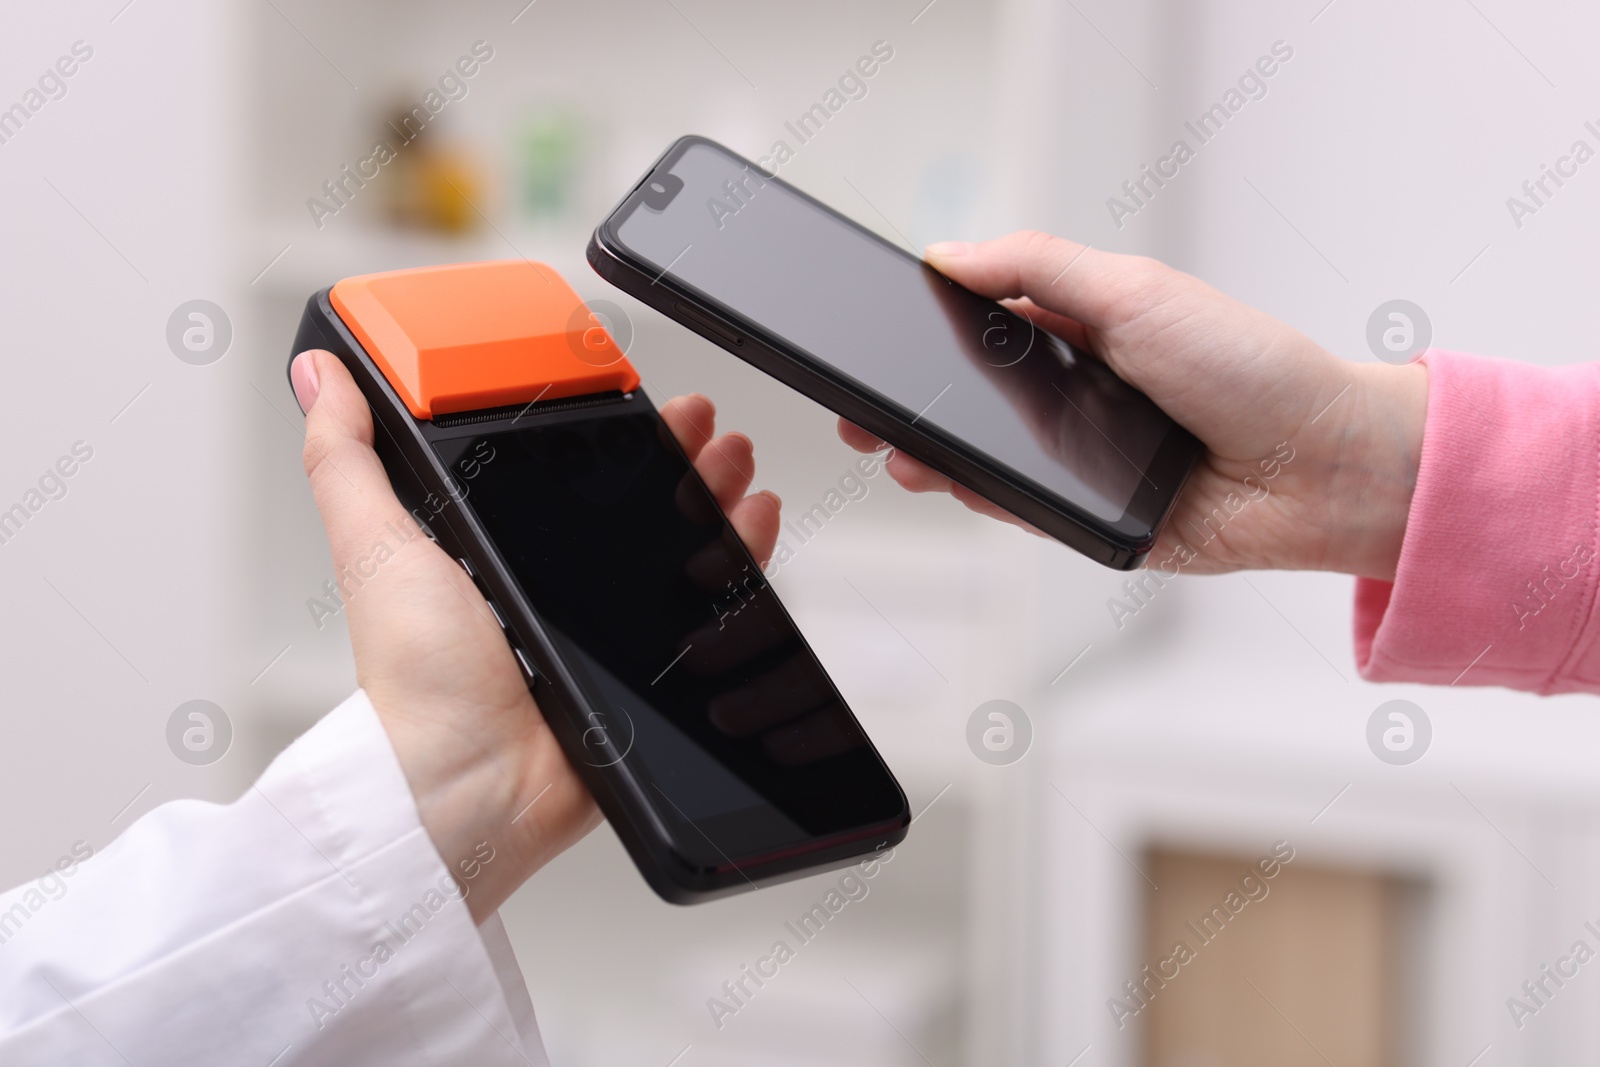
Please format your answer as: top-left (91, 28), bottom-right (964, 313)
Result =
top-left (0, 690), bottom-right (550, 1067)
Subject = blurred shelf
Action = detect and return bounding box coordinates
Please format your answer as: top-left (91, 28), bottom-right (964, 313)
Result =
top-left (247, 221), bottom-right (595, 297)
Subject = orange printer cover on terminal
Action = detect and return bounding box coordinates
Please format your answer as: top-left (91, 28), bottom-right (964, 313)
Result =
top-left (329, 260), bottom-right (641, 419)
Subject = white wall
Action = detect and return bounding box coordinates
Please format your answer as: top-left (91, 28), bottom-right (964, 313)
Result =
top-left (0, 1), bottom-right (249, 878)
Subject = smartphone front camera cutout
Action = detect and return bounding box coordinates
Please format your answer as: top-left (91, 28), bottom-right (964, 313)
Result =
top-left (641, 172), bottom-right (684, 211)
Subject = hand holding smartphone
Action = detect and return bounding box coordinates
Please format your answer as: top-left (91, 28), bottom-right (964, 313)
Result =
top-left (589, 136), bottom-right (1201, 568)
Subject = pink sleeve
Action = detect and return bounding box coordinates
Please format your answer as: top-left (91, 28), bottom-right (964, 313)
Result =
top-left (1355, 350), bottom-right (1600, 693)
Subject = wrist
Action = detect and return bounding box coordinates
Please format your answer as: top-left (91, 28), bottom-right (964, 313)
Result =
top-left (382, 706), bottom-right (598, 922)
top-left (399, 736), bottom-right (521, 920)
top-left (1328, 360), bottom-right (1429, 581)
top-left (371, 700), bottom-right (531, 922)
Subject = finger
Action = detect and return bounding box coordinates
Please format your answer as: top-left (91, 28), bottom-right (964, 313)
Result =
top-left (296, 351), bottom-right (424, 572)
top-left (925, 231), bottom-right (1164, 331)
top-left (661, 394), bottom-right (717, 462)
top-left (725, 490), bottom-right (781, 568)
top-left (948, 482), bottom-right (1045, 535)
top-left (1002, 296), bottom-right (1091, 352)
top-left (837, 418), bottom-right (887, 453)
top-left (693, 432), bottom-right (756, 509)
top-left (884, 450), bottom-right (954, 494)
top-left (886, 449), bottom-right (1037, 531)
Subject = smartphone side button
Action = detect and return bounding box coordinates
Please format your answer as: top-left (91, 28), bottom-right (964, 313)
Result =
top-left (457, 556), bottom-right (475, 578)
top-left (485, 600), bottom-right (506, 629)
top-left (673, 302), bottom-right (742, 347)
top-left (514, 647), bottom-right (537, 680)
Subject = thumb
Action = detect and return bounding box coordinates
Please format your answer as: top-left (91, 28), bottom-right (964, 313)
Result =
top-left (294, 350), bottom-right (419, 573)
top-left (924, 230), bottom-right (1162, 333)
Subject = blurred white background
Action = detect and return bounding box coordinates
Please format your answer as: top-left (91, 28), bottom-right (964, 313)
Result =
top-left (4, 0), bottom-right (1600, 1064)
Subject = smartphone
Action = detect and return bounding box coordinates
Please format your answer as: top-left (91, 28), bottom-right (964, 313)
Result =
top-left (588, 135), bottom-right (1202, 569)
top-left (289, 261), bottom-right (909, 904)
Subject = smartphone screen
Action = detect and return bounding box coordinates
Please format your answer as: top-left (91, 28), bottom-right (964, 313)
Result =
top-left (431, 407), bottom-right (905, 864)
top-left (606, 139), bottom-right (1175, 524)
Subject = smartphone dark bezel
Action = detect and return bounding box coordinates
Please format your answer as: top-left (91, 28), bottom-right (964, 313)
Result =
top-left (588, 134), bottom-right (1202, 570)
top-left (289, 286), bottom-right (909, 904)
